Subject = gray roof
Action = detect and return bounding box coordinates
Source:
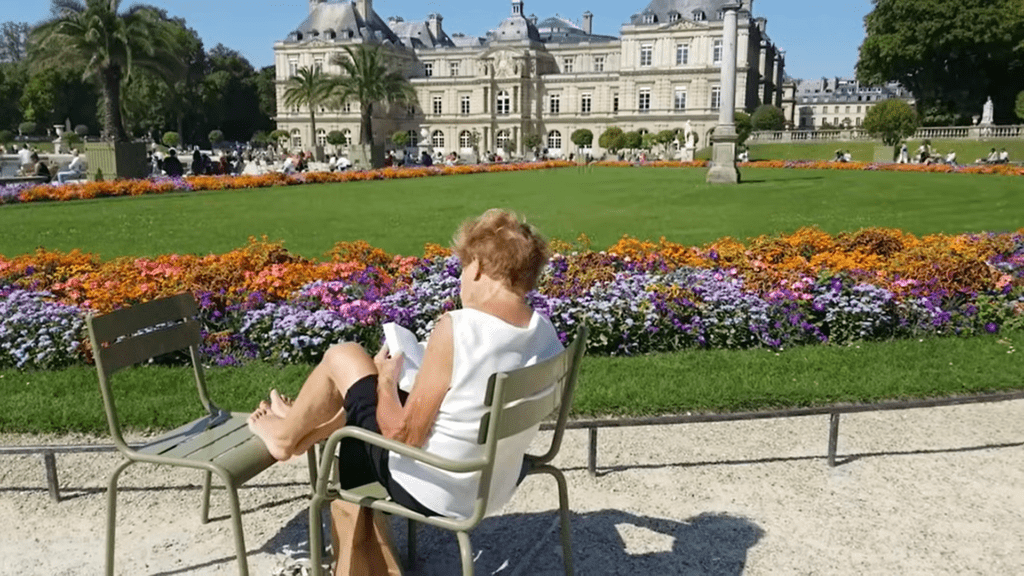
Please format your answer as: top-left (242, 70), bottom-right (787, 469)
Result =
top-left (388, 17), bottom-right (454, 48)
top-left (488, 14), bottom-right (541, 42)
top-left (630, 0), bottom-right (738, 25)
top-left (284, 1), bottom-right (399, 45)
top-left (535, 14), bottom-right (617, 44)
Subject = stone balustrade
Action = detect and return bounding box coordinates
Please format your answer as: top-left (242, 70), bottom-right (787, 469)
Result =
top-left (749, 125), bottom-right (1024, 143)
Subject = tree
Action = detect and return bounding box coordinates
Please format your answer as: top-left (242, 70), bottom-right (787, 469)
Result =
top-left (19, 121), bottom-right (37, 135)
top-left (1016, 91), bottom-right (1024, 122)
top-left (623, 130), bottom-right (642, 150)
top-left (162, 131), bottom-right (180, 148)
top-left (29, 0), bottom-right (185, 142)
top-left (735, 112), bottom-right (753, 146)
top-left (570, 128), bottom-right (593, 148)
top-left (751, 104), bottom-right (786, 131)
top-left (390, 130), bottom-right (409, 148)
top-left (327, 130), bottom-right (347, 147)
top-left (857, 0), bottom-right (1024, 124)
top-left (208, 129), bottom-right (224, 145)
top-left (331, 45), bottom-right (417, 146)
top-left (0, 130), bottom-right (13, 143)
top-left (598, 127), bottom-right (626, 152)
top-left (281, 65), bottom-right (334, 150)
top-left (0, 61), bottom-right (27, 129)
top-left (0, 22), bottom-right (29, 63)
top-left (523, 133), bottom-right (542, 151)
top-left (862, 98), bottom-right (919, 146)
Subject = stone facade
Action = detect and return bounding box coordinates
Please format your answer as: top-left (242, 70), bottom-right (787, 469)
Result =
top-left (273, 0), bottom-right (788, 158)
top-left (795, 78), bottom-right (915, 130)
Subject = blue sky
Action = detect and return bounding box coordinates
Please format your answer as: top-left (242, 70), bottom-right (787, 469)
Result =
top-left (7, 0), bottom-right (873, 80)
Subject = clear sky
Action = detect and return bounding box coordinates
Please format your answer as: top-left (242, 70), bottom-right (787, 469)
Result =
top-left (6, 0), bottom-right (874, 81)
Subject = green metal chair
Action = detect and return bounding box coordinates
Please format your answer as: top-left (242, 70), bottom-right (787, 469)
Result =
top-left (308, 325), bottom-right (588, 576)
top-left (87, 293), bottom-right (281, 576)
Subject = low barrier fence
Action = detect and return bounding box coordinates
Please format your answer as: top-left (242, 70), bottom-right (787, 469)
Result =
top-left (3, 389), bottom-right (1023, 499)
top-left (749, 125), bottom-right (1024, 143)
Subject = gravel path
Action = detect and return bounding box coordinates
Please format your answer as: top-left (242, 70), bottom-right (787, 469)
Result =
top-left (2, 399), bottom-right (1023, 575)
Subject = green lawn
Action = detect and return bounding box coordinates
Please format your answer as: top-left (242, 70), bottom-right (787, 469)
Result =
top-left (1, 166), bottom-right (1022, 259)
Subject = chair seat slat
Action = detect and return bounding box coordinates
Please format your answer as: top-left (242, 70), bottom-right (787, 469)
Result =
top-left (155, 417), bottom-right (249, 460)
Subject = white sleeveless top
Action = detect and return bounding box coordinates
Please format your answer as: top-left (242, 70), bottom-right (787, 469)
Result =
top-left (388, 308), bottom-right (564, 519)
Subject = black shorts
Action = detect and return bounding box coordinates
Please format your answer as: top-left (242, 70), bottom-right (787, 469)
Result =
top-left (338, 375), bottom-right (439, 517)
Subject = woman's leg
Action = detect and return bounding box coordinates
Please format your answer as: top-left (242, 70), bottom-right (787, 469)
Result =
top-left (249, 342), bottom-right (377, 460)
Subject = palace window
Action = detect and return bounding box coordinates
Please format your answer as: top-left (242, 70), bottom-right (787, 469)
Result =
top-left (547, 130), bottom-right (562, 150)
top-left (594, 56), bottom-right (605, 72)
top-left (713, 40), bottom-right (723, 64)
top-left (291, 128), bottom-right (302, 148)
top-left (640, 44), bottom-right (652, 67)
top-left (562, 57), bottom-right (574, 73)
top-left (461, 95), bottom-right (471, 115)
top-left (676, 44), bottom-right (689, 66)
top-left (711, 86), bottom-right (722, 110)
top-left (450, 61), bottom-right (460, 76)
top-left (674, 88), bottom-right (687, 110)
top-left (432, 95), bottom-right (442, 115)
top-left (316, 128), bottom-right (327, 146)
top-left (431, 130), bottom-right (444, 148)
top-left (406, 130), bottom-right (418, 147)
top-left (459, 130), bottom-right (472, 148)
top-left (288, 58), bottom-right (298, 76)
top-left (496, 90), bottom-right (510, 115)
top-left (638, 88), bottom-right (651, 112)
top-left (496, 129), bottom-right (511, 149)
top-left (341, 129), bottom-right (351, 145)
top-left (692, 10), bottom-right (706, 21)
top-left (613, 93), bottom-right (619, 112)
top-left (313, 56), bottom-right (324, 72)
top-left (423, 62), bottom-right (433, 77)
top-left (549, 93), bottom-right (560, 114)
top-left (580, 93), bottom-right (592, 114)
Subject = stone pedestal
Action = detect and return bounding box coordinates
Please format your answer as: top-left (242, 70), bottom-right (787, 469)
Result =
top-left (707, 127), bottom-right (740, 184)
top-left (681, 146), bottom-right (695, 162)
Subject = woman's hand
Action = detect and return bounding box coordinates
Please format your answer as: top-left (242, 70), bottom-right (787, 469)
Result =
top-left (373, 344), bottom-right (403, 392)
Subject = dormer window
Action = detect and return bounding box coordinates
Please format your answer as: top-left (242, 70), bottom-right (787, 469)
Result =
top-left (642, 13), bottom-right (656, 24)
top-left (692, 10), bottom-right (706, 21)
top-left (668, 11), bottom-right (680, 23)
top-left (717, 10), bottom-right (724, 20)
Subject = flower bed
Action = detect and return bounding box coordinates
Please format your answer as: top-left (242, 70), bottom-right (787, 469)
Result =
top-left (2, 228), bottom-right (1022, 370)
top-left (2, 158), bottom-right (1021, 208)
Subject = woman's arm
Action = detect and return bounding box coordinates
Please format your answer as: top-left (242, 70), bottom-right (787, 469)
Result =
top-left (375, 313), bottom-right (454, 447)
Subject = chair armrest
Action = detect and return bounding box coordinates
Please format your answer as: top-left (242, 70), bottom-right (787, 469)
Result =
top-left (316, 426), bottom-right (486, 493)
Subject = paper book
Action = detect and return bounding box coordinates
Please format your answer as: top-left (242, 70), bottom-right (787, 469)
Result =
top-left (382, 322), bottom-right (425, 392)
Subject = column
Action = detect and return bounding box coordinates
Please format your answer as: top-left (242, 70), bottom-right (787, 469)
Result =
top-left (707, 2), bottom-right (742, 184)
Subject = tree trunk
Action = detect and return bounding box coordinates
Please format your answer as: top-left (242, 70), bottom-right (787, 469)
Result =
top-left (102, 65), bottom-right (130, 142)
top-left (309, 110), bottom-right (317, 150)
top-left (361, 103), bottom-right (373, 145)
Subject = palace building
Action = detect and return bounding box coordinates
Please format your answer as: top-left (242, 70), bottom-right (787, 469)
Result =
top-left (273, 0), bottom-right (791, 158)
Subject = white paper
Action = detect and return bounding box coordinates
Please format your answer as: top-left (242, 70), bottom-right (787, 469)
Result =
top-left (382, 322), bottom-right (425, 392)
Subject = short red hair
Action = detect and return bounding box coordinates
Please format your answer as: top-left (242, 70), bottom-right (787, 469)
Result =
top-left (452, 209), bottom-right (550, 294)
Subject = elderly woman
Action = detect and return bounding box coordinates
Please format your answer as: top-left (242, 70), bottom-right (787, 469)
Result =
top-left (248, 209), bottom-right (563, 519)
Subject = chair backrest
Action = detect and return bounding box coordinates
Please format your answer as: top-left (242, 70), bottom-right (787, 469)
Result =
top-left (86, 293), bottom-right (216, 450)
top-left (469, 325), bottom-right (587, 513)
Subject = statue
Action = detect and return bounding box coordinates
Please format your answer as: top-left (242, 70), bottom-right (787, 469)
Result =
top-left (981, 97), bottom-right (994, 125)
top-left (683, 120), bottom-right (696, 149)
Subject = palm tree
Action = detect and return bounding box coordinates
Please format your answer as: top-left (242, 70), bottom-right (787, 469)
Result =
top-left (330, 45), bottom-right (417, 146)
top-left (281, 65), bottom-right (335, 152)
top-left (29, 0), bottom-right (183, 143)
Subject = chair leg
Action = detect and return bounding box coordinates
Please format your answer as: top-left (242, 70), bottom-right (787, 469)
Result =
top-left (105, 460), bottom-right (133, 576)
top-left (308, 494), bottom-right (327, 576)
top-left (407, 518), bottom-right (417, 570)
top-left (456, 531), bottom-right (474, 576)
top-left (200, 470), bottom-right (213, 523)
top-left (221, 476), bottom-right (250, 576)
top-left (531, 465), bottom-right (575, 576)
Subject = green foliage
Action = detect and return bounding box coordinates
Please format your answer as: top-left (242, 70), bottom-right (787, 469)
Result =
top-left (328, 130), bottom-right (347, 146)
top-left (74, 124), bottom-right (88, 137)
top-left (857, 0), bottom-right (1024, 122)
top-left (751, 104), bottom-right (787, 131)
top-left (270, 129), bottom-right (289, 142)
top-left (0, 22), bottom-right (30, 63)
top-left (735, 112), bottom-right (752, 146)
top-left (250, 131), bottom-right (270, 146)
top-left (0, 129), bottom-right (12, 143)
top-left (640, 133), bottom-right (656, 150)
top-left (161, 131), bottom-right (180, 148)
top-left (654, 130), bottom-right (676, 145)
top-left (208, 129), bottom-right (224, 145)
top-left (18, 121), bottom-right (37, 135)
top-left (0, 61), bottom-right (28, 131)
top-left (623, 130), bottom-right (642, 149)
top-left (863, 99), bottom-right (920, 146)
top-left (598, 127), bottom-right (626, 152)
top-left (93, 167), bottom-right (103, 181)
top-left (29, 0), bottom-right (188, 142)
top-left (390, 130), bottom-right (409, 148)
top-left (523, 133), bottom-right (542, 150)
top-left (331, 45), bottom-right (418, 146)
top-left (570, 128), bottom-right (593, 147)
top-left (60, 132), bottom-right (82, 146)
top-left (1016, 90), bottom-right (1024, 122)
top-left (281, 65), bottom-right (334, 148)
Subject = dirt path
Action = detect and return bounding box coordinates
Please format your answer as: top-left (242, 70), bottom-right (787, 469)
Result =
top-left (3, 399), bottom-right (1023, 575)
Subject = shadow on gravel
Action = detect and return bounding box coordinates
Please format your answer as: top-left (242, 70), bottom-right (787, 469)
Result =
top-left (234, 508), bottom-right (765, 576)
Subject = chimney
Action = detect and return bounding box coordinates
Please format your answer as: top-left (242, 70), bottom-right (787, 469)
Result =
top-left (428, 13), bottom-right (443, 39)
top-left (356, 0), bottom-right (372, 20)
top-left (309, 0), bottom-right (323, 15)
top-left (582, 11), bottom-right (592, 35)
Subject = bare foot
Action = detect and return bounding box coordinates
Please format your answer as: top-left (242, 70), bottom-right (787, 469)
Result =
top-left (247, 407), bottom-right (294, 461)
top-left (269, 389), bottom-right (293, 419)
